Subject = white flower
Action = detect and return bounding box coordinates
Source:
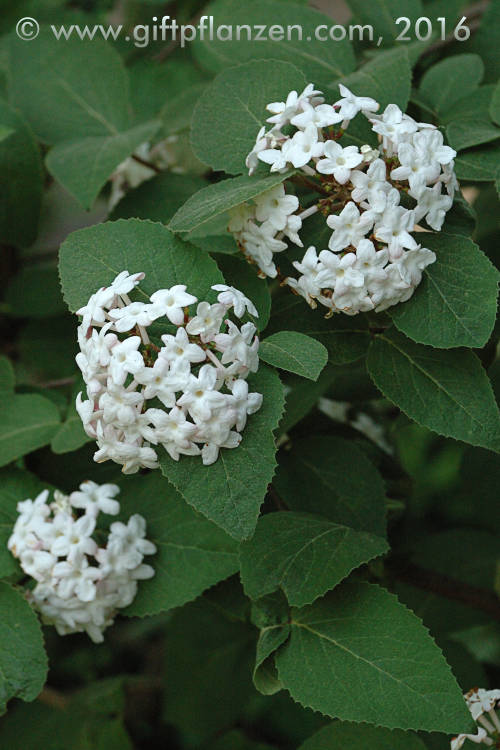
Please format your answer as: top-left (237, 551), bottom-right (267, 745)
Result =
top-left (135, 357), bottom-right (185, 407)
top-left (228, 202), bottom-right (255, 232)
top-left (145, 406), bottom-right (199, 460)
top-left (354, 239), bottom-right (388, 283)
top-left (160, 326), bottom-right (206, 365)
top-left (374, 205), bottom-right (418, 259)
top-left (291, 102), bottom-right (342, 129)
top-left (465, 688), bottom-right (500, 721)
top-left (283, 213), bottom-right (303, 246)
top-left (283, 123), bottom-right (325, 168)
top-left (240, 221), bottom-right (287, 278)
top-left (108, 336), bottom-right (145, 385)
top-left (99, 384), bottom-right (144, 425)
top-left (360, 144), bottom-right (380, 163)
top-left (254, 184), bottom-right (299, 231)
top-left (287, 246), bottom-right (323, 305)
top-left (412, 183), bottom-right (453, 231)
top-left (333, 284), bottom-right (374, 315)
top-left (334, 83), bottom-right (379, 121)
top-left (107, 301), bottom-right (161, 332)
top-left (229, 379), bottom-right (263, 431)
top-left (212, 285), bottom-right (259, 318)
top-left (257, 143), bottom-right (290, 173)
top-left (149, 285), bottom-right (198, 325)
top-left (266, 84), bottom-right (323, 127)
top-left (51, 513), bottom-right (98, 561)
top-left (76, 288), bottom-right (115, 327)
top-left (177, 365), bottom-right (226, 421)
top-left (70, 481), bottom-right (120, 517)
top-left (316, 141), bottom-right (363, 184)
top-left (246, 126), bottom-right (269, 175)
top-left (185, 301), bottom-right (226, 340)
top-left (327, 202), bottom-right (375, 252)
top-left (214, 321), bottom-right (259, 374)
top-left (318, 250), bottom-right (364, 291)
top-left (413, 129), bottom-right (456, 167)
top-left (106, 270), bottom-right (145, 298)
top-left (350, 158), bottom-right (390, 213)
top-left (450, 728), bottom-right (489, 749)
top-left (370, 104), bottom-right (418, 151)
top-left (390, 142), bottom-right (431, 193)
top-left (371, 264), bottom-right (412, 311)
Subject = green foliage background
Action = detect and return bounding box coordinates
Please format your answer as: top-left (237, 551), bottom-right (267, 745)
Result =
top-left (0, 0), bottom-right (499, 747)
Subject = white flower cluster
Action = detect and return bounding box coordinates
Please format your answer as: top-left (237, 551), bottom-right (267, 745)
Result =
top-left (8, 482), bottom-right (156, 643)
top-left (76, 271), bottom-right (262, 473)
top-left (229, 183), bottom-right (304, 278)
top-left (451, 688), bottom-right (500, 748)
top-left (236, 83), bottom-right (459, 315)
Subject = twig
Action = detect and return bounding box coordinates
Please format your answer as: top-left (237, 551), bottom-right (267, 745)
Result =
top-left (131, 154), bottom-right (162, 174)
top-left (390, 561), bottom-right (500, 623)
top-left (421, 2), bottom-right (487, 58)
top-left (39, 376), bottom-right (76, 389)
top-left (37, 686), bottom-right (69, 710)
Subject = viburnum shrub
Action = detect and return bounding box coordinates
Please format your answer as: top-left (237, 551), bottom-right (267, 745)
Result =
top-left (0, 0), bottom-right (500, 747)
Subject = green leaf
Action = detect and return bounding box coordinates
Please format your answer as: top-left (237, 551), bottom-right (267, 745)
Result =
top-left (299, 721), bottom-right (428, 749)
top-left (191, 59), bottom-right (307, 175)
top-left (274, 436), bottom-right (387, 537)
top-left (192, 0), bottom-right (355, 89)
top-left (446, 119), bottom-right (500, 151)
top-left (7, 31), bottom-right (130, 144)
top-left (366, 329), bottom-right (500, 452)
top-left (5, 265), bottom-right (66, 319)
top-left (0, 99), bottom-right (43, 247)
top-left (0, 582), bottom-right (47, 714)
top-left (345, 0), bottom-right (422, 46)
top-left (468, 0), bottom-right (500, 83)
top-left (59, 218), bottom-right (224, 313)
top-left (455, 144), bottom-right (500, 182)
top-left (0, 356), bottom-right (15, 395)
top-left (389, 234), bottom-right (499, 348)
top-left (50, 386), bottom-right (91, 455)
top-left (489, 84), bottom-right (500, 133)
top-left (208, 730), bottom-right (275, 750)
top-left (267, 295), bottom-right (370, 365)
top-left (259, 332), bottom-right (328, 380)
top-left (0, 469), bottom-right (54, 579)
top-left (240, 511), bottom-right (388, 606)
top-left (278, 364), bottom-right (337, 435)
top-left (440, 84), bottom-right (496, 125)
top-left (169, 172), bottom-right (296, 235)
top-left (161, 82), bottom-right (207, 136)
top-left (0, 394), bottom-right (61, 467)
top-left (216, 254), bottom-right (271, 329)
top-left (0, 678), bottom-right (132, 749)
top-left (114, 473), bottom-right (239, 617)
top-left (128, 58), bottom-right (209, 121)
top-left (110, 172), bottom-right (206, 224)
top-left (162, 592), bottom-right (256, 740)
top-left (0, 124), bottom-right (13, 142)
top-left (160, 366), bottom-right (285, 540)
top-left (336, 47), bottom-right (412, 110)
top-left (46, 119), bottom-right (160, 209)
top-left (251, 591), bottom-right (290, 695)
top-left (441, 194), bottom-right (476, 237)
top-left (276, 581), bottom-right (473, 732)
top-left (419, 54), bottom-right (484, 115)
